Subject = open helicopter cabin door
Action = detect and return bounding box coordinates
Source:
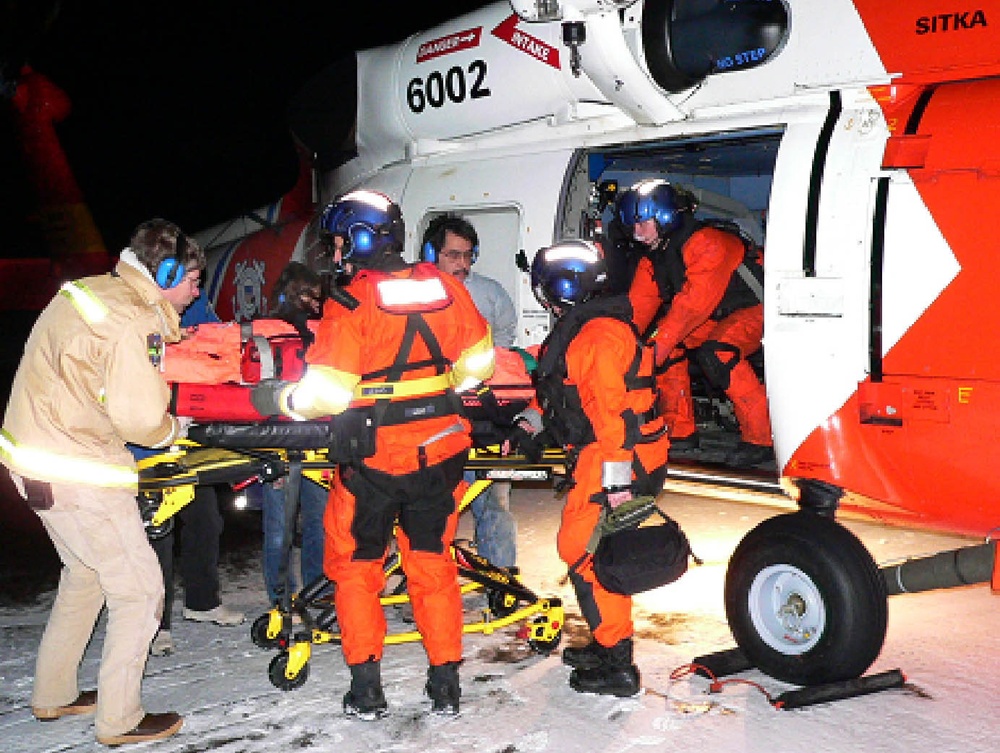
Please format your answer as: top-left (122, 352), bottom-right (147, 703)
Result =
top-left (556, 128), bottom-right (784, 462)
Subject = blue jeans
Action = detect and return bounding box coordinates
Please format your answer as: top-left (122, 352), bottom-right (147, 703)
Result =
top-left (262, 475), bottom-right (328, 604)
top-left (465, 471), bottom-right (517, 569)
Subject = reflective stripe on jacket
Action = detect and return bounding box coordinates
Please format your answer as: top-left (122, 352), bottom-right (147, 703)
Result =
top-left (284, 262), bottom-right (494, 475)
top-left (1, 256), bottom-right (181, 488)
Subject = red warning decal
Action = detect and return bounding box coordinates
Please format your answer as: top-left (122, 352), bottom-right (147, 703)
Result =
top-left (416, 27), bottom-right (483, 63)
top-left (491, 14), bottom-right (561, 69)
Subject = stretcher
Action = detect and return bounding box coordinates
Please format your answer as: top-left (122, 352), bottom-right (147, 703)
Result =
top-left (136, 411), bottom-right (567, 691)
top-left (249, 474), bottom-right (565, 691)
top-left (144, 323), bottom-right (544, 534)
top-left (138, 322), bottom-right (566, 687)
top-left (138, 435), bottom-right (565, 690)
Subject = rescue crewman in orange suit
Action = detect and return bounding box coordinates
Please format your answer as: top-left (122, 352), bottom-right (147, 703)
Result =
top-left (505, 240), bottom-right (670, 697)
top-left (251, 190), bottom-right (494, 719)
top-left (617, 179), bottom-right (774, 468)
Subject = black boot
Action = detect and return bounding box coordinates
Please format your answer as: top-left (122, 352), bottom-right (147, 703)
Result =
top-left (343, 659), bottom-right (388, 720)
top-left (562, 640), bottom-right (602, 670)
top-left (425, 661), bottom-right (461, 715)
top-left (568, 639), bottom-right (641, 698)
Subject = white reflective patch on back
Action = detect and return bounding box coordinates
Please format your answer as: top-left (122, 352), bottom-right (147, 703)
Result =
top-left (376, 277), bottom-right (448, 306)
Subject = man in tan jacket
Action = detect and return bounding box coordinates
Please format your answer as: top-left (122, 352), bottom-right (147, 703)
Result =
top-left (0, 218), bottom-right (205, 746)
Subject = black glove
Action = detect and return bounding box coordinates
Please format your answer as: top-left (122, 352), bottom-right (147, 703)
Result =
top-left (506, 424), bottom-right (545, 463)
top-left (250, 378), bottom-right (289, 417)
top-left (475, 385), bottom-right (507, 426)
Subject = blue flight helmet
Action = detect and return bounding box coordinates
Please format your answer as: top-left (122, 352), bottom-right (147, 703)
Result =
top-left (616, 178), bottom-right (690, 237)
top-left (530, 239), bottom-right (609, 313)
top-left (319, 189), bottom-right (405, 266)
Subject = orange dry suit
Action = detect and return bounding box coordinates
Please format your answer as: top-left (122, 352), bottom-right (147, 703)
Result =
top-left (628, 215), bottom-right (772, 447)
top-left (274, 262), bottom-right (494, 667)
top-left (531, 295), bottom-right (669, 649)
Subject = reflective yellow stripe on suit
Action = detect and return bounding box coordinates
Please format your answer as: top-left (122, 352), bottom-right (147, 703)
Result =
top-left (0, 429), bottom-right (138, 488)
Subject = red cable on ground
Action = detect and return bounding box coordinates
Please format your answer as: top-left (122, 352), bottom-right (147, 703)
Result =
top-left (667, 663), bottom-right (778, 707)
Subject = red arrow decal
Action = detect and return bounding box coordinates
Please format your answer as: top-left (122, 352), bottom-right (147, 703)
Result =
top-left (491, 14), bottom-right (561, 69)
top-left (416, 26), bottom-right (483, 63)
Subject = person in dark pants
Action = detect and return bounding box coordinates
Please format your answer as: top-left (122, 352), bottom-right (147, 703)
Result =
top-left (148, 485), bottom-right (244, 655)
top-left (142, 283), bottom-right (243, 657)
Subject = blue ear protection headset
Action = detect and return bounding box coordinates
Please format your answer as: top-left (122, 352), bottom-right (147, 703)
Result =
top-left (344, 223), bottom-right (380, 257)
top-left (616, 179), bottom-right (688, 236)
top-left (155, 233), bottom-right (187, 289)
top-left (421, 237), bottom-right (479, 264)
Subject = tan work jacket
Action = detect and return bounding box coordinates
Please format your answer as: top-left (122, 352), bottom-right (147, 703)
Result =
top-left (1, 254), bottom-right (182, 488)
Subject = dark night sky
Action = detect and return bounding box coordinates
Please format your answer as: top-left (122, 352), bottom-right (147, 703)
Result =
top-left (1, 0), bottom-right (494, 253)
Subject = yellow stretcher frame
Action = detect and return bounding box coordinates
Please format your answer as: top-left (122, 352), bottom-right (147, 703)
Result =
top-left (253, 478), bottom-right (564, 690)
top-left (137, 441), bottom-right (332, 532)
top-left (136, 440), bottom-right (568, 691)
top-left (137, 441), bottom-right (567, 534)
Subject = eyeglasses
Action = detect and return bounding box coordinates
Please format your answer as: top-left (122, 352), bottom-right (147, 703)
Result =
top-left (441, 250), bottom-right (476, 261)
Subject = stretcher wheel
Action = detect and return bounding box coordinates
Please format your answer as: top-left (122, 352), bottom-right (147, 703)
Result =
top-left (251, 613), bottom-right (281, 650)
top-left (144, 519), bottom-right (174, 541)
top-left (268, 652), bottom-right (309, 691)
top-left (487, 589), bottom-right (518, 618)
top-left (138, 495), bottom-right (173, 540)
top-left (526, 616), bottom-right (562, 655)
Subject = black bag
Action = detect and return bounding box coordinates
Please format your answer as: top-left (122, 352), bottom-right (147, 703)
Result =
top-left (592, 514), bottom-right (691, 595)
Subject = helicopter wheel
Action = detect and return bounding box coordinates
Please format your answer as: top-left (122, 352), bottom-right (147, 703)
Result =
top-left (725, 511), bottom-right (887, 686)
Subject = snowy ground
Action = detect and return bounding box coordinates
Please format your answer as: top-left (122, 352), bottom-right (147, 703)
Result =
top-left (1, 481), bottom-right (998, 753)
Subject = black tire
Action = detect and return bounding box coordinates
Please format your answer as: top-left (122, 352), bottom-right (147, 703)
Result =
top-left (526, 616), bottom-right (563, 655)
top-left (268, 652), bottom-right (309, 691)
top-left (138, 495), bottom-right (174, 540)
top-left (251, 613), bottom-right (280, 650)
top-left (487, 589), bottom-right (518, 619)
top-left (724, 512), bottom-right (887, 686)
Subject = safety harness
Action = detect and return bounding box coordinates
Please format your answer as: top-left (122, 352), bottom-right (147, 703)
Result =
top-left (329, 298), bottom-right (465, 467)
top-left (534, 294), bottom-right (664, 450)
top-left (649, 214), bottom-right (764, 330)
top-left (357, 312), bottom-right (464, 428)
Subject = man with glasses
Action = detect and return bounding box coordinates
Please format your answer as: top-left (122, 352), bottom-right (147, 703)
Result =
top-left (421, 214), bottom-right (518, 573)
